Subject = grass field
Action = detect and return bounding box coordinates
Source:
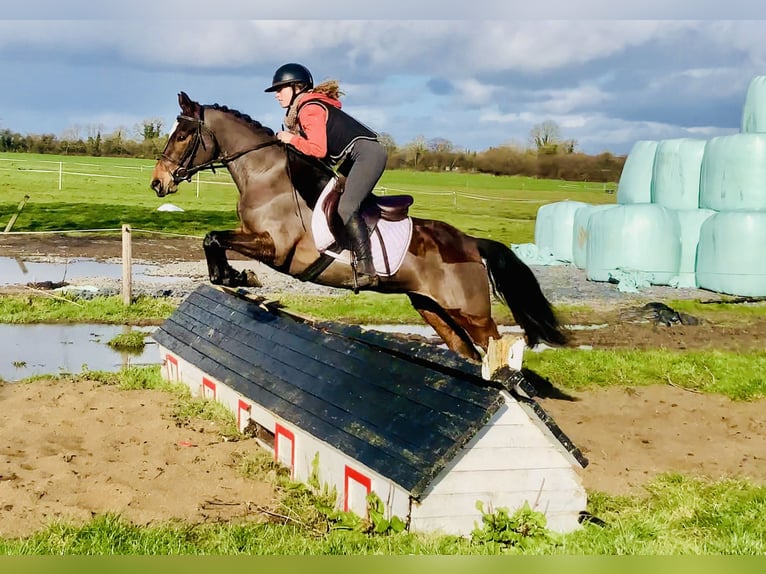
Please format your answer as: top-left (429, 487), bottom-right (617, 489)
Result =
top-left (0, 151), bottom-right (616, 245)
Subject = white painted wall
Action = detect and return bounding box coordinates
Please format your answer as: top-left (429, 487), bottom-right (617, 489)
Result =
top-left (409, 394), bottom-right (586, 535)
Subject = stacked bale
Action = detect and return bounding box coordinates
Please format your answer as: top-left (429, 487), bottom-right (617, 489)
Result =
top-left (571, 204), bottom-right (617, 270)
top-left (585, 204), bottom-right (681, 285)
top-left (695, 129), bottom-right (766, 294)
top-left (534, 200), bottom-right (590, 263)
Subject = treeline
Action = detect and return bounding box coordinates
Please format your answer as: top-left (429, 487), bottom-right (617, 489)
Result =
top-left (0, 128), bottom-right (165, 160)
top-left (0, 126), bottom-right (625, 183)
top-left (385, 144), bottom-right (625, 182)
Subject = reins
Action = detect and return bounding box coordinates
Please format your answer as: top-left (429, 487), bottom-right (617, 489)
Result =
top-left (163, 113), bottom-right (279, 183)
top-left (163, 109), bottom-right (307, 232)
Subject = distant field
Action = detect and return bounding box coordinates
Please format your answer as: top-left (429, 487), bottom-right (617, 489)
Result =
top-left (0, 152), bottom-right (616, 245)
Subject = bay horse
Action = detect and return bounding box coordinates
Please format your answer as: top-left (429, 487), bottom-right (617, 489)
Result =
top-left (150, 92), bottom-right (568, 361)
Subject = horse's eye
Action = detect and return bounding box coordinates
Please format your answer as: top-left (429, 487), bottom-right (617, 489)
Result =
top-left (177, 133), bottom-right (189, 142)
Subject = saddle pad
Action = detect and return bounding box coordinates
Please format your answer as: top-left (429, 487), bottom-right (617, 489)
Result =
top-left (311, 178), bottom-right (412, 277)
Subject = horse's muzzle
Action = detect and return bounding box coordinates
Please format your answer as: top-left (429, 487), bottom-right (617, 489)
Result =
top-left (151, 178), bottom-right (176, 198)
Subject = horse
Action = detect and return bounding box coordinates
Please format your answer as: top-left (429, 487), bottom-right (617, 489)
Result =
top-left (150, 92), bottom-right (568, 362)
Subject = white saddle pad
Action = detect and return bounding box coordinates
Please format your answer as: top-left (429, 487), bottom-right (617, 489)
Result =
top-left (310, 179), bottom-right (412, 277)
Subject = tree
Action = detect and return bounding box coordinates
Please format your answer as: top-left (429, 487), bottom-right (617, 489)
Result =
top-left (529, 120), bottom-right (561, 151)
top-left (378, 132), bottom-right (398, 154)
top-left (427, 137), bottom-right (454, 153)
top-left (406, 135), bottom-right (427, 169)
top-left (139, 118), bottom-right (165, 141)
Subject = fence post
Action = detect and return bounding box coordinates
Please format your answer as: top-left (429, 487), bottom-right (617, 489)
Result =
top-left (59, 162), bottom-right (63, 191)
top-left (122, 224), bottom-right (132, 305)
top-left (4, 195), bottom-right (30, 233)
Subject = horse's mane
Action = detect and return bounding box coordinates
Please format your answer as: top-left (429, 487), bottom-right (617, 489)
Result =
top-left (205, 103), bottom-right (275, 136)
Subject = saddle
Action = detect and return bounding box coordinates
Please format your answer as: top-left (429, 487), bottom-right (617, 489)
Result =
top-left (320, 177), bottom-right (413, 246)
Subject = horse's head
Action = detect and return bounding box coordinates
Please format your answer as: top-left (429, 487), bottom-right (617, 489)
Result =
top-left (151, 91), bottom-right (220, 197)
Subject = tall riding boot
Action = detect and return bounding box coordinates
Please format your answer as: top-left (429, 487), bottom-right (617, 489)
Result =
top-left (345, 214), bottom-right (378, 289)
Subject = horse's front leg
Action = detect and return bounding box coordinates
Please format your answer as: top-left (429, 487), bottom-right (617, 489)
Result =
top-left (203, 230), bottom-right (277, 288)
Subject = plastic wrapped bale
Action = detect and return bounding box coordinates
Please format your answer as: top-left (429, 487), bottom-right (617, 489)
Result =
top-left (672, 208), bottom-right (716, 288)
top-left (534, 200), bottom-right (590, 263)
top-left (616, 140), bottom-right (658, 205)
top-left (586, 204), bottom-right (681, 285)
top-left (696, 211), bottom-right (766, 296)
top-left (699, 134), bottom-right (766, 211)
top-left (741, 76), bottom-right (766, 133)
top-left (651, 138), bottom-right (706, 210)
top-left (571, 203), bottom-right (618, 270)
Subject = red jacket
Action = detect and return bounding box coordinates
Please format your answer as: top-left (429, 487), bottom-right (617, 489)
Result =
top-left (288, 92), bottom-right (341, 158)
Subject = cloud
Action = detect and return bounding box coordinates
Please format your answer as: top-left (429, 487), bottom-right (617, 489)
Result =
top-left (2, 19), bottom-right (766, 154)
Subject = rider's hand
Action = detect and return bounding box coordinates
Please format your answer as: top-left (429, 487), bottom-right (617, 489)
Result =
top-left (276, 131), bottom-right (294, 145)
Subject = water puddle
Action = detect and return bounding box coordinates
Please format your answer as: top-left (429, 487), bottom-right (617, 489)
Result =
top-left (0, 324), bottom-right (162, 382)
top-left (0, 256), bottom-right (187, 285)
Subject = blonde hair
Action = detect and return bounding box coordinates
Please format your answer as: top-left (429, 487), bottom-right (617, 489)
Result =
top-left (311, 79), bottom-right (344, 99)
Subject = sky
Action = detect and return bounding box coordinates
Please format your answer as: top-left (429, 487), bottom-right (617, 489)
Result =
top-left (1, 1), bottom-right (765, 155)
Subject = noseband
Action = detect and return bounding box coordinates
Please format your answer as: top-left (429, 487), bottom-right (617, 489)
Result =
top-left (162, 111), bottom-right (279, 184)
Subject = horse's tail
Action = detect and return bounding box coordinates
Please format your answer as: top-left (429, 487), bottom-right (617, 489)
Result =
top-left (476, 237), bottom-right (569, 348)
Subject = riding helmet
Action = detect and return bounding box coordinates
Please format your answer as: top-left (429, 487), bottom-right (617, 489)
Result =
top-left (264, 63), bottom-right (314, 92)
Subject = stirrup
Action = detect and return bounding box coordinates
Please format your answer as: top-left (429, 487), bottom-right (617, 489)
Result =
top-left (351, 261), bottom-right (378, 292)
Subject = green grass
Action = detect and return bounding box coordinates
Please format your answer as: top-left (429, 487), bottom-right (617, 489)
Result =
top-left (273, 292), bottom-right (511, 324)
top-left (0, 294), bottom-right (177, 324)
top-left (106, 331), bottom-right (147, 351)
top-left (1, 473), bottom-right (764, 554)
top-left (0, 152), bottom-right (615, 245)
top-left (524, 348), bottom-right (766, 401)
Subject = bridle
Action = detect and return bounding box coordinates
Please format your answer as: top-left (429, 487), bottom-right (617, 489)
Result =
top-left (161, 109), bottom-right (280, 184)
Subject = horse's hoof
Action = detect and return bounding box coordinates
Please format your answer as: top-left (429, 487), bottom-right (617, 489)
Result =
top-left (243, 270), bottom-right (262, 288)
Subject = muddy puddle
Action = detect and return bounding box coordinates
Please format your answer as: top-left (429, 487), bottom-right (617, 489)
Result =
top-left (0, 324), bottom-right (161, 382)
top-left (0, 256), bottom-right (187, 286)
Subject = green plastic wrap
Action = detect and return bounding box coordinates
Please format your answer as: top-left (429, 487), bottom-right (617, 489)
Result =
top-left (534, 200), bottom-right (590, 263)
top-left (699, 133), bottom-right (766, 211)
top-left (741, 75), bottom-right (766, 133)
top-left (586, 204), bottom-right (681, 285)
top-left (571, 204), bottom-right (617, 270)
top-left (696, 211), bottom-right (766, 296)
top-left (671, 208), bottom-right (716, 288)
top-left (651, 138), bottom-right (706, 210)
top-left (616, 140), bottom-right (657, 204)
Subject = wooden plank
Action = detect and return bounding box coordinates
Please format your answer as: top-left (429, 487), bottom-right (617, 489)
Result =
top-left (465, 423), bottom-right (562, 449)
top-left (309, 320), bottom-right (483, 377)
top-left (422, 467), bottom-right (582, 495)
top-left (444, 446), bottom-right (573, 473)
top-left (410, 487), bottom-right (588, 519)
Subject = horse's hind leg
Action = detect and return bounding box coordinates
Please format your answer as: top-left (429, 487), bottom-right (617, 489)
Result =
top-left (203, 230), bottom-right (275, 287)
top-left (407, 293), bottom-right (486, 361)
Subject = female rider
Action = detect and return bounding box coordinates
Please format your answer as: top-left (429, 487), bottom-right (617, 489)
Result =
top-left (265, 62), bottom-right (387, 288)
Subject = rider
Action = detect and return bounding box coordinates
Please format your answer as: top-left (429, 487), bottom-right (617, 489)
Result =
top-left (265, 62), bottom-right (386, 288)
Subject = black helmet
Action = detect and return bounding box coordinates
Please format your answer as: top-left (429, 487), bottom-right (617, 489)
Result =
top-left (264, 63), bottom-right (314, 92)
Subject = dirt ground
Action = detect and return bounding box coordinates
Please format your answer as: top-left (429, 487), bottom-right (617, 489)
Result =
top-left (1, 234), bottom-right (765, 538)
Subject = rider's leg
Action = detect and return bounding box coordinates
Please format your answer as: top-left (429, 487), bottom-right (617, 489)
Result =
top-left (337, 139), bottom-right (387, 286)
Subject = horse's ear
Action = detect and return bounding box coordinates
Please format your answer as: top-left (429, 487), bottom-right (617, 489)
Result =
top-left (178, 91), bottom-right (196, 115)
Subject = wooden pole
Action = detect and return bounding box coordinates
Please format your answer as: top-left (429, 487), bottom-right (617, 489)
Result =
top-left (4, 195), bottom-right (30, 233)
top-left (122, 224), bottom-right (132, 305)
